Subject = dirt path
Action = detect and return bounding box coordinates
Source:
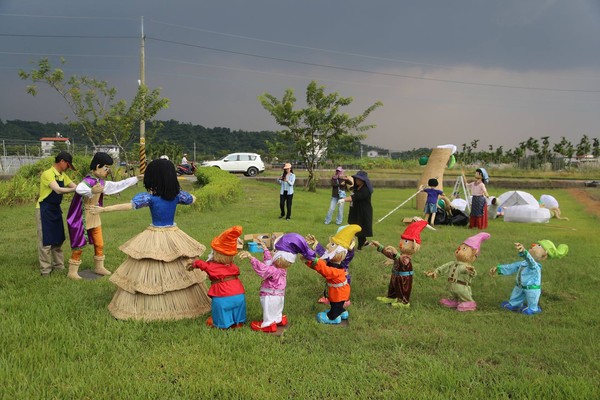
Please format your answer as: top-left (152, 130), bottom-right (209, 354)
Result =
top-left (567, 188), bottom-right (600, 218)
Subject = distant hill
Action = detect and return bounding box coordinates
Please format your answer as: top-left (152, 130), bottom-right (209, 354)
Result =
top-left (0, 119), bottom-right (429, 160)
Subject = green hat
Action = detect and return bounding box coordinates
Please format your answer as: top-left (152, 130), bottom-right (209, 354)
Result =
top-left (538, 240), bottom-right (568, 259)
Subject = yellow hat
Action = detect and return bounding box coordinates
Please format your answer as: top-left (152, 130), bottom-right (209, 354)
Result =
top-left (331, 224), bottom-right (362, 249)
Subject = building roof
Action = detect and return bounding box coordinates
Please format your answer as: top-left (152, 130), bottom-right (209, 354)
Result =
top-left (40, 137), bottom-right (70, 142)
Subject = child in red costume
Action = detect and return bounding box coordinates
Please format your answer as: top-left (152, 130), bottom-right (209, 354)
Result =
top-left (188, 226), bottom-right (246, 329)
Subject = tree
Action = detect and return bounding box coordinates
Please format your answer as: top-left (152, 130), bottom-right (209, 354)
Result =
top-left (19, 58), bottom-right (169, 162)
top-left (592, 138), bottom-right (599, 158)
top-left (540, 136), bottom-right (550, 164)
top-left (576, 134), bottom-right (591, 157)
top-left (258, 81), bottom-right (382, 191)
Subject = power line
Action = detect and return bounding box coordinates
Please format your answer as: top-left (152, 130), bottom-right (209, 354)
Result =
top-left (0, 13), bottom-right (136, 22)
top-left (0, 33), bottom-right (137, 39)
top-left (148, 18), bottom-right (451, 70)
top-left (147, 36), bottom-right (600, 93)
top-left (1, 15), bottom-right (599, 93)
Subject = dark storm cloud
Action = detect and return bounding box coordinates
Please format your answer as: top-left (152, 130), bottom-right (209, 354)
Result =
top-left (1, 0), bottom-right (599, 150)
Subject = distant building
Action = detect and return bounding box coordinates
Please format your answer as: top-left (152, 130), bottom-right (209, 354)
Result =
top-left (95, 145), bottom-right (120, 161)
top-left (367, 150), bottom-right (379, 158)
top-left (40, 137), bottom-right (70, 156)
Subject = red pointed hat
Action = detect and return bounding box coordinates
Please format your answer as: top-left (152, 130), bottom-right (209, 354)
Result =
top-left (401, 220), bottom-right (428, 244)
top-left (211, 226), bottom-right (242, 256)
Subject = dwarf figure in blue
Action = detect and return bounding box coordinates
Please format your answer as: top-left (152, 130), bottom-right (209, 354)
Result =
top-left (489, 240), bottom-right (568, 315)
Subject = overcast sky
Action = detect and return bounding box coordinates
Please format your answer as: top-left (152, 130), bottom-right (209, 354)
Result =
top-left (1, 0), bottom-right (599, 152)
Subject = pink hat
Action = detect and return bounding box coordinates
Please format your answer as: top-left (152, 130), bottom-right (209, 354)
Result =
top-left (401, 220), bottom-right (428, 245)
top-left (462, 232), bottom-right (491, 255)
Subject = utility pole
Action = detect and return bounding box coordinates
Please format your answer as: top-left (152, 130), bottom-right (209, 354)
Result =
top-left (139, 16), bottom-right (147, 173)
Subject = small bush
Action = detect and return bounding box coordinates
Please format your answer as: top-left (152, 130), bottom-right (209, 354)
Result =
top-left (190, 168), bottom-right (242, 211)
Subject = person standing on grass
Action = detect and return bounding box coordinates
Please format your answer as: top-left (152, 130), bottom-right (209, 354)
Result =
top-left (324, 166), bottom-right (352, 225)
top-left (338, 170), bottom-right (373, 250)
top-left (35, 151), bottom-right (77, 277)
top-left (419, 178), bottom-right (444, 226)
top-left (465, 168), bottom-right (490, 229)
top-left (277, 163), bottom-right (295, 220)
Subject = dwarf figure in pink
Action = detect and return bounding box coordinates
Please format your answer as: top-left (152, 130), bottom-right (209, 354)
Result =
top-left (425, 232), bottom-right (490, 311)
top-left (238, 233), bottom-right (313, 333)
top-left (370, 220), bottom-right (428, 308)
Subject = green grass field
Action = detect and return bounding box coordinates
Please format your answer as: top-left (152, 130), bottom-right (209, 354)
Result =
top-left (1, 178), bottom-right (599, 399)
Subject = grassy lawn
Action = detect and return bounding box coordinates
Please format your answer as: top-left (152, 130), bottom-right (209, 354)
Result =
top-left (1, 178), bottom-right (599, 399)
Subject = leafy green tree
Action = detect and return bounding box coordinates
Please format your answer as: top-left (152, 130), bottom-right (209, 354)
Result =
top-left (19, 58), bottom-right (169, 161)
top-left (592, 138), bottom-right (599, 158)
top-left (540, 136), bottom-right (550, 164)
top-left (576, 134), bottom-right (591, 157)
top-left (258, 81), bottom-right (382, 191)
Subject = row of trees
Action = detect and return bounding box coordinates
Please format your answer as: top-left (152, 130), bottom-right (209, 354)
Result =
top-left (457, 136), bottom-right (599, 168)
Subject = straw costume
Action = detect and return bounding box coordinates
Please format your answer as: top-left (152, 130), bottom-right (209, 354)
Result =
top-left (303, 225), bottom-right (361, 324)
top-left (490, 240), bottom-right (568, 315)
top-left (91, 159), bottom-right (211, 321)
top-left (66, 152), bottom-right (139, 280)
top-left (239, 233), bottom-right (311, 333)
top-left (306, 226), bottom-right (355, 306)
top-left (426, 232), bottom-right (490, 312)
top-left (371, 220), bottom-right (428, 308)
top-left (189, 226), bottom-right (246, 329)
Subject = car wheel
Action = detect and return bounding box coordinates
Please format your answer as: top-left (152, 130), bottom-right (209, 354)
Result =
top-left (246, 167), bottom-right (258, 177)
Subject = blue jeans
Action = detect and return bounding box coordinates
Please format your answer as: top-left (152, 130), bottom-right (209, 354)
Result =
top-left (324, 196), bottom-right (344, 225)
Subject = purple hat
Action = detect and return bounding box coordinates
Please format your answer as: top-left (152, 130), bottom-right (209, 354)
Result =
top-left (462, 232), bottom-right (491, 255)
top-left (352, 170), bottom-right (373, 193)
top-left (275, 233), bottom-right (316, 260)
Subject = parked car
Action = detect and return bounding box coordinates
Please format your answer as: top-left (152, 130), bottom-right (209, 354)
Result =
top-left (201, 153), bottom-right (265, 177)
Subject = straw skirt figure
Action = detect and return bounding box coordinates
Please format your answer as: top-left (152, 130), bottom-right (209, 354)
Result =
top-left (107, 192), bottom-right (211, 321)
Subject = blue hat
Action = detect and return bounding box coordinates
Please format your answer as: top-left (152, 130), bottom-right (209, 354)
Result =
top-left (352, 170), bottom-right (373, 193)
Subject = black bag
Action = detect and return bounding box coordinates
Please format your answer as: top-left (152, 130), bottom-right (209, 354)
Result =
top-left (449, 209), bottom-right (469, 226)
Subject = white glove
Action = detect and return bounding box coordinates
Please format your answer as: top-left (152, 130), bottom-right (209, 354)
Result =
top-left (337, 199), bottom-right (345, 205)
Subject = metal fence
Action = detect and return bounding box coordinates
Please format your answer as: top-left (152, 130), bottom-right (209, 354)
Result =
top-left (0, 156), bottom-right (43, 174)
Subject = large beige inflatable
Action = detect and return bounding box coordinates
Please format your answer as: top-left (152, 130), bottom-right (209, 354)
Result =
top-left (416, 147), bottom-right (453, 211)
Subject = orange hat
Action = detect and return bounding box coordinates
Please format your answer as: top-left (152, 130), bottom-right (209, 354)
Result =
top-left (211, 226), bottom-right (242, 256)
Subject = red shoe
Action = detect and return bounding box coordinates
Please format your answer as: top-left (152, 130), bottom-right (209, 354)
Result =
top-left (317, 297), bottom-right (330, 304)
top-left (277, 315), bottom-right (288, 326)
top-left (250, 321), bottom-right (277, 332)
top-left (230, 322), bottom-right (245, 329)
top-left (205, 316), bottom-right (214, 327)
